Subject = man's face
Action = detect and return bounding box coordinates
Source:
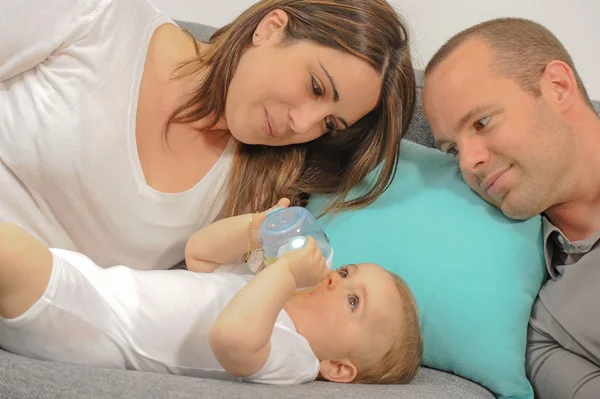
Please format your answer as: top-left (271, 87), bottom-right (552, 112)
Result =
top-left (423, 39), bottom-right (573, 220)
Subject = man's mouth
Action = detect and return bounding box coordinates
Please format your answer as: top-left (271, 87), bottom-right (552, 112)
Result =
top-left (482, 166), bottom-right (511, 196)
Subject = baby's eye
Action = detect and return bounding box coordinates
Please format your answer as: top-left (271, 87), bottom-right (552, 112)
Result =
top-left (348, 295), bottom-right (359, 311)
top-left (338, 267), bottom-right (348, 278)
top-left (474, 116), bottom-right (491, 130)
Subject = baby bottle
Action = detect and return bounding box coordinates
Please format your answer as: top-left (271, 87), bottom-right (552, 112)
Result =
top-left (259, 207), bottom-right (334, 292)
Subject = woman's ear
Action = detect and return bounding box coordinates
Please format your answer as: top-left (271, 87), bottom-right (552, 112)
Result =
top-left (252, 9), bottom-right (289, 46)
top-left (319, 359), bottom-right (358, 383)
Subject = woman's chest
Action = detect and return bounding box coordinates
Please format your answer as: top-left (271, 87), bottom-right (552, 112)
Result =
top-left (0, 48), bottom-right (133, 190)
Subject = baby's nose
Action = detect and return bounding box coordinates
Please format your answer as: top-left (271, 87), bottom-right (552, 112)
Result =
top-left (326, 272), bottom-right (339, 290)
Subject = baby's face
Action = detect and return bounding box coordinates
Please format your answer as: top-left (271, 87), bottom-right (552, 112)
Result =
top-left (284, 263), bottom-right (404, 372)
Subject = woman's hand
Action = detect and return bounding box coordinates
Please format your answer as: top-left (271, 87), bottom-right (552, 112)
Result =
top-left (251, 198), bottom-right (290, 250)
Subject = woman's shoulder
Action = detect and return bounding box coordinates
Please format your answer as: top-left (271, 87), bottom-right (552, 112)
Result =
top-left (0, 0), bottom-right (110, 81)
top-left (59, 0), bottom-right (170, 51)
top-left (1, 0), bottom-right (171, 81)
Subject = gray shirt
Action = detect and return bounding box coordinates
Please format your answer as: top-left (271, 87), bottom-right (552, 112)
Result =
top-left (526, 217), bottom-right (600, 399)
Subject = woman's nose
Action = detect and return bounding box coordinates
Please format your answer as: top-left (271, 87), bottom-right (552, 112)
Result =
top-left (289, 103), bottom-right (328, 135)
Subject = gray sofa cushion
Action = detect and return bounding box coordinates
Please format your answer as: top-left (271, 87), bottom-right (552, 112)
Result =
top-left (0, 350), bottom-right (494, 399)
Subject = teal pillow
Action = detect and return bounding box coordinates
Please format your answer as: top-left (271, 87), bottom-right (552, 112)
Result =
top-left (307, 140), bottom-right (545, 399)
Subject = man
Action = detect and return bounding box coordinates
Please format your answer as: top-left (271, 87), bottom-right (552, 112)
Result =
top-left (422, 18), bottom-right (600, 399)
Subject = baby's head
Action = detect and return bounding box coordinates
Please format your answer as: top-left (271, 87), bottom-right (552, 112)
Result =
top-left (284, 263), bottom-right (422, 384)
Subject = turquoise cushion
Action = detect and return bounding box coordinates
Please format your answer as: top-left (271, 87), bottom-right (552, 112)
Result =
top-left (307, 140), bottom-right (545, 399)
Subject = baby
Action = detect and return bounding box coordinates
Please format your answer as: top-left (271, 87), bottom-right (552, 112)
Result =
top-left (0, 200), bottom-right (422, 385)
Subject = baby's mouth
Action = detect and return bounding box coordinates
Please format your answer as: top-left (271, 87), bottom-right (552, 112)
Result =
top-left (296, 278), bottom-right (329, 296)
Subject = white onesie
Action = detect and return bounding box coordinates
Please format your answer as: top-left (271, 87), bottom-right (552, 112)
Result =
top-left (0, 249), bottom-right (320, 385)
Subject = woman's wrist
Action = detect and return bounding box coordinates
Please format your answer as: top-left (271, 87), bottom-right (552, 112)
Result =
top-left (242, 213), bottom-right (257, 263)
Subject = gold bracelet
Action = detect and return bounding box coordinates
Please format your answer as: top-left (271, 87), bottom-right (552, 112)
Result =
top-left (242, 213), bottom-right (255, 263)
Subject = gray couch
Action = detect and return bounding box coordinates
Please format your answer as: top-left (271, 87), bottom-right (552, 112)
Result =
top-left (1, 20), bottom-right (598, 399)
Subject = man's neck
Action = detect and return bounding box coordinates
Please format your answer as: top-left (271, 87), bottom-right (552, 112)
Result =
top-left (545, 113), bottom-right (600, 241)
top-left (546, 201), bottom-right (600, 241)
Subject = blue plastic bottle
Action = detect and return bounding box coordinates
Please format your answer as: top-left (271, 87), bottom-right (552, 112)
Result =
top-left (259, 207), bottom-right (333, 291)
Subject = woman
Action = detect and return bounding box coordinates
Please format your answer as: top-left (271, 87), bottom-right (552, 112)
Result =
top-left (0, 0), bottom-right (415, 270)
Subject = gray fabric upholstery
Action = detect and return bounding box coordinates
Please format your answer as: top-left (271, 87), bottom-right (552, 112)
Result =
top-left (404, 71), bottom-right (436, 148)
top-left (177, 20), bottom-right (220, 42)
top-left (0, 350), bottom-right (494, 399)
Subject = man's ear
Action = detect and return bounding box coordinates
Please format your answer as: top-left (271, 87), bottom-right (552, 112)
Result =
top-left (319, 359), bottom-right (358, 383)
top-left (542, 60), bottom-right (577, 112)
top-left (252, 9), bottom-right (288, 46)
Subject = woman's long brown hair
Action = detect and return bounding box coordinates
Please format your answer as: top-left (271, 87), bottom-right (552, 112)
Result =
top-left (167, 0), bottom-right (416, 217)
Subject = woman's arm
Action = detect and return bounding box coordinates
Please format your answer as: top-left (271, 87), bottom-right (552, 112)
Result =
top-left (1, 0), bottom-right (105, 82)
top-left (184, 198), bottom-right (290, 272)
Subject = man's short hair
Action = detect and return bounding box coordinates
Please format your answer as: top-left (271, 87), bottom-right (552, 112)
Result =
top-left (425, 18), bottom-right (593, 108)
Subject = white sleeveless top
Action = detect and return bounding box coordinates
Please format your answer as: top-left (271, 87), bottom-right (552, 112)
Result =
top-left (0, 0), bottom-right (233, 269)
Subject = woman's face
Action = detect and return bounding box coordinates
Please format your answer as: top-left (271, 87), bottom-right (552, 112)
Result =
top-left (224, 11), bottom-right (382, 146)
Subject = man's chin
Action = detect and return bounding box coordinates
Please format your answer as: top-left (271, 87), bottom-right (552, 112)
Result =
top-left (470, 183), bottom-right (541, 220)
top-left (500, 200), bottom-right (539, 221)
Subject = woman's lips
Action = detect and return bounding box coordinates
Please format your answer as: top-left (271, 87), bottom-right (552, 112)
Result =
top-left (263, 110), bottom-right (278, 137)
top-left (262, 110), bottom-right (272, 136)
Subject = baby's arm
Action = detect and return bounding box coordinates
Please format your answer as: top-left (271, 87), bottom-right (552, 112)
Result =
top-left (185, 198), bottom-right (289, 273)
top-left (185, 214), bottom-right (256, 273)
top-left (0, 223), bottom-right (53, 319)
top-left (209, 237), bottom-right (328, 378)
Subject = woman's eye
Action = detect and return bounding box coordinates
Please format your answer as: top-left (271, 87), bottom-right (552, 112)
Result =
top-left (474, 116), bottom-right (491, 130)
top-left (311, 76), bottom-right (323, 97)
top-left (324, 117), bottom-right (336, 134)
top-left (348, 295), bottom-right (359, 311)
top-left (338, 268), bottom-right (348, 278)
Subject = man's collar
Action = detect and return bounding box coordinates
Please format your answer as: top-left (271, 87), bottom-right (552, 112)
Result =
top-left (542, 216), bottom-right (559, 279)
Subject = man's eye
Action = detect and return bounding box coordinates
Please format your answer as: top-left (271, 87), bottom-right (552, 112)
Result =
top-left (348, 295), bottom-right (359, 311)
top-left (474, 116), bottom-right (491, 130)
top-left (444, 144), bottom-right (459, 158)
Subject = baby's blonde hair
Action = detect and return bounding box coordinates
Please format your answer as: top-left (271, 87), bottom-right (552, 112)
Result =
top-left (354, 271), bottom-right (423, 384)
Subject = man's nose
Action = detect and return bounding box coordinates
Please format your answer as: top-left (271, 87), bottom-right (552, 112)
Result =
top-left (458, 137), bottom-right (490, 175)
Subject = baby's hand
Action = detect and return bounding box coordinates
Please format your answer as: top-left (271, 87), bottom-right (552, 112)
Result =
top-left (251, 198), bottom-right (290, 249)
top-left (279, 237), bottom-right (328, 289)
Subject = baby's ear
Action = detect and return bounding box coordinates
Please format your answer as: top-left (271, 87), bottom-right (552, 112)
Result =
top-left (319, 359), bottom-right (357, 383)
